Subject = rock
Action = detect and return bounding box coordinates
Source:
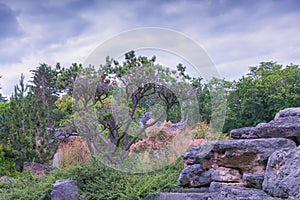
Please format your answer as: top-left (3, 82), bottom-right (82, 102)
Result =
top-left (151, 192), bottom-right (212, 200)
top-left (263, 146), bottom-right (300, 199)
top-left (209, 182), bottom-right (244, 192)
top-left (177, 164), bottom-right (212, 187)
top-left (51, 179), bottom-right (79, 200)
top-left (210, 167), bottom-right (242, 182)
top-left (213, 186), bottom-right (278, 200)
top-left (170, 187), bottom-right (210, 193)
top-left (23, 162), bottom-right (54, 177)
top-left (274, 107), bottom-right (300, 120)
top-left (243, 173), bottom-right (264, 189)
top-left (152, 187), bottom-right (277, 200)
top-left (0, 176), bottom-right (15, 183)
top-left (183, 138), bottom-right (296, 174)
top-left (230, 107), bottom-right (300, 145)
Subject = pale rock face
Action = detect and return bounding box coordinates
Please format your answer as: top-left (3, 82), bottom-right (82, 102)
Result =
top-left (182, 138), bottom-right (296, 174)
top-left (263, 146), bottom-right (300, 199)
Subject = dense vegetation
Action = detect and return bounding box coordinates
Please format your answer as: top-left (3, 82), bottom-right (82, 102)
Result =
top-left (0, 51), bottom-right (299, 199)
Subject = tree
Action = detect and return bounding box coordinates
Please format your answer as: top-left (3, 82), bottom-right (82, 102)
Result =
top-left (0, 74), bottom-right (57, 171)
top-left (224, 62), bottom-right (300, 132)
top-left (30, 63), bottom-right (59, 110)
top-left (73, 51), bottom-right (198, 168)
top-left (56, 63), bottom-right (83, 95)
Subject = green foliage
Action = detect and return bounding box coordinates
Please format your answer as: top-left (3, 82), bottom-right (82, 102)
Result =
top-left (0, 75), bottom-right (57, 171)
top-left (56, 63), bottom-right (83, 95)
top-left (224, 62), bottom-right (300, 132)
top-left (0, 159), bottom-right (183, 200)
top-left (30, 64), bottom-right (59, 110)
top-left (53, 94), bottom-right (74, 126)
top-left (0, 145), bottom-right (18, 176)
top-left (0, 173), bottom-right (56, 200)
top-left (53, 159), bottom-right (183, 200)
top-left (75, 51), bottom-right (196, 166)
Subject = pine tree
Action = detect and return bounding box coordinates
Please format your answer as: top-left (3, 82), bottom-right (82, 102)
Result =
top-left (1, 74), bottom-right (57, 171)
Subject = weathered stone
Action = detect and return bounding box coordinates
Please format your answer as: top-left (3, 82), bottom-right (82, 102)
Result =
top-left (263, 146), bottom-right (300, 199)
top-left (170, 187), bottom-right (210, 193)
top-left (0, 176), bottom-right (15, 183)
top-left (151, 192), bottom-right (212, 200)
top-left (177, 164), bottom-right (212, 187)
top-left (183, 138), bottom-right (296, 174)
top-left (213, 186), bottom-right (278, 200)
top-left (209, 182), bottom-right (244, 192)
top-left (152, 187), bottom-right (277, 200)
top-left (243, 173), bottom-right (264, 189)
top-left (51, 179), bottom-right (79, 200)
top-left (23, 162), bottom-right (54, 177)
top-left (210, 167), bottom-right (242, 182)
top-left (230, 107), bottom-right (300, 145)
top-left (274, 107), bottom-right (300, 120)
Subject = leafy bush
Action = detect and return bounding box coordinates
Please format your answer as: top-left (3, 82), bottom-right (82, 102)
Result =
top-left (0, 174), bottom-right (56, 200)
top-left (0, 145), bottom-right (18, 177)
top-left (54, 159), bottom-right (183, 200)
top-left (0, 158), bottom-right (183, 200)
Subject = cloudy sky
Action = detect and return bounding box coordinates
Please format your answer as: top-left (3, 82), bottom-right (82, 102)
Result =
top-left (0, 0), bottom-right (300, 97)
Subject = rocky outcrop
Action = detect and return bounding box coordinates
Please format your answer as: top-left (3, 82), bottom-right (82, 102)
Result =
top-left (171, 107), bottom-right (300, 200)
top-left (178, 138), bottom-right (295, 188)
top-left (230, 107), bottom-right (300, 145)
top-left (263, 146), bottom-right (300, 199)
top-left (51, 179), bottom-right (79, 200)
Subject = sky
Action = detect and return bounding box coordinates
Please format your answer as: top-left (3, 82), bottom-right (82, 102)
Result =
top-left (0, 0), bottom-right (300, 97)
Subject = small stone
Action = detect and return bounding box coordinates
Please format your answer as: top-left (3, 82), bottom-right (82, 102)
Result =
top-left (209, 182), bottom-right (244, 192)
top-left (243, 173), bottom-right (264, 189)
top-left (210, 167), bottom-right (242, 182)
top-left (51, 179), bottom-right (79, 200)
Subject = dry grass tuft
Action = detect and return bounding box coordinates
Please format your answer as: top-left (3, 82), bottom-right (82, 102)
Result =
top-left (56, 136), bottom-right (91, 167)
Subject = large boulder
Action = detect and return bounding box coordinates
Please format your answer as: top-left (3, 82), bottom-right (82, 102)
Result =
top-left (51, 179), bottom-right (79, 200)
top-left (263, 146), bottom-right (300, 199)
top-left (230, 107), bottom-right (300, 145)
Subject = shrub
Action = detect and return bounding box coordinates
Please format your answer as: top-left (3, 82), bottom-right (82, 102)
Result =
top-left (0, 145), bottom-right (18, 177)
top-left (56, 136), bottom-right (91, 168)
top-left (0, 174), bottom-right (56, 200)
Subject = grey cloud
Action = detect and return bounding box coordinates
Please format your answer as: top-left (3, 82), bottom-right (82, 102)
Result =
top-left (0, 3), bottom-right (22, 39)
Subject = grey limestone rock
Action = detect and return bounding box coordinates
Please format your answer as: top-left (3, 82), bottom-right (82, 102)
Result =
top-left (263, 146), bottom-right (300, 199)
top-left (243, 173), bottom-right (264, 189)
top-left (183, 138), bottom-right (296, 174)
top-left (51, 179), bottom-right (79, 200)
